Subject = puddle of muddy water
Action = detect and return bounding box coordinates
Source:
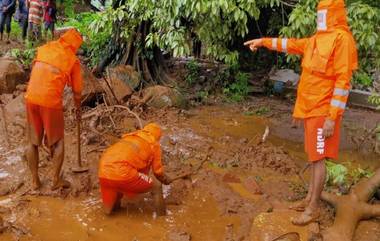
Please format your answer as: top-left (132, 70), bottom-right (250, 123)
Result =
top-left (10, 190), bottom-right (240, 241)
top-left (1, 105), bottom-right (378, 241)
top-left (179, 106), bottom-right (379, 170)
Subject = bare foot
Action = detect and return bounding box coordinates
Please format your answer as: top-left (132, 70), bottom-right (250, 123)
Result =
top-left (51, 179), bottom-right (71, 190)
top-left (292, 208), bottom-right (320, 226)
top-left (32, 179), bottom-right (41, 190)
top-left (289, 199), bottom-right (310, 212)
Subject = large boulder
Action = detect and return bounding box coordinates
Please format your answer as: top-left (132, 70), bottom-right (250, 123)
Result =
top-left (0, 57), bottom-right (26, 94)
top-left (106, 65), bottom-right (141, 103)
top-left (141, 85), bottom-right (187, 109)
top-left (4, 94), bottom-right (26, 122)
top-left (63, 65), bottom-right (105, 110)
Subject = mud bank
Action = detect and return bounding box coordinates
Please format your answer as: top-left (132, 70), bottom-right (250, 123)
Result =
top-left (0, 98), bottom-right (379, 241)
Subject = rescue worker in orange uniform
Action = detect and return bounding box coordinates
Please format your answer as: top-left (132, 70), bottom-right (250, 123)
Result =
top-left (244, 0), bottom-right (357, 225)
top-left (25, 28), bottom-right (83, 190)
top-left (98, 123), bottom-right (172, 215)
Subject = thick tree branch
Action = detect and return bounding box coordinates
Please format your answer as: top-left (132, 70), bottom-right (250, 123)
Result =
top-left (361, 203), bottom-right (380, 219)
top-left (321, 191), bottom-right (339, 207)
top-left (352, 168), bottom-right (380, 202)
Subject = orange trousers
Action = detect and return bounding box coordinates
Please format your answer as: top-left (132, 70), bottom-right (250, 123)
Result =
top-left (26, 101), bottom-right (64, 146)
top-left (304, 116), bottom-right (341, 162)
top-left (99, 171), bottom-right (153, 210)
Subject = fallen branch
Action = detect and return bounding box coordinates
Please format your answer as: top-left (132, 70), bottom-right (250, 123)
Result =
top-left (102, 94), bottom-right (116, 129)
top-left (113, 105), bottom-right (143, 129)
top-left (270, 232), bottom-right (300, 241)
top-left (82, 106), bottom-right (113, 120)
top-left (169, 146), bottom-right (213, 183)
top-left (0, 104), bottom-right (10, 147)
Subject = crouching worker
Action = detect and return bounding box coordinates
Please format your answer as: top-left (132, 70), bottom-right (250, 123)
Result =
top-left (25, 28), bottom-right (83, 190)
top-left (98, 123), bottom-right (172, 215)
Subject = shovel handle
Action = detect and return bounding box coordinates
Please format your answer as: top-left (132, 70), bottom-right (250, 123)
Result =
top-left (77, 112), bottom-right (82, 168)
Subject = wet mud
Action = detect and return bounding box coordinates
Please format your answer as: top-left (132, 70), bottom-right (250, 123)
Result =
top-left (0, 96), bottom-right (379, 241)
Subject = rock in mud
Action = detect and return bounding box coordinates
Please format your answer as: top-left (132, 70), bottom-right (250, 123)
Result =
top-left (142, 85), bottom-right (187, 109)
top-left (168, 230), bottom-right (191, 241)
top-left (0, 57), bottom-right (26, 94)
top-left (106, 65), bottom-right (140, 102)
top-left (0, 215), bottom-right (5, 234)
top-left (64, 66), bottom-right (104, 109)
top-left (222, 173), bottom-right (241, 183)
top-left (242, 177), bottom-right (263, 195)
top-left (4, 94), bottom-right (25, 122)
top-left (0, 94), bottom-right (13, 105)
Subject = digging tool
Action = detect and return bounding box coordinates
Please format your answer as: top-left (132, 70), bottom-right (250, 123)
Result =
top-left (0, 104), bottom-right (10, 148)
top-left (72, 110), bottom-right (89, 173)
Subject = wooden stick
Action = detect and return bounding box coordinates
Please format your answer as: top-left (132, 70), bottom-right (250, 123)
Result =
top-left (270, 232), bottom-right (300, 241)
top-left (113, 105), bottom-right (143, 129)
top-left (103, 69), bottom-right (121, 105)
top-left (0, 104), bottom-right (10, 147)
top-left (102, 94), bottom-right (116, 129)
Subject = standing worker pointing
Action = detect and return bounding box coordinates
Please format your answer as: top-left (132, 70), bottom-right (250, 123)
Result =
top-left (244, 0), bottom-right (358, 225)
top-left (25, 29), bottom-right (83, 190)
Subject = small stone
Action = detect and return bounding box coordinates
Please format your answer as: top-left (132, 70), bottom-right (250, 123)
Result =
top-left (222, 173), bottom-right (241, 183)
top-left (242, 176), bottom-right (263, 195)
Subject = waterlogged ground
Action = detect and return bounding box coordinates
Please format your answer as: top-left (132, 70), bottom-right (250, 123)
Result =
top-left (0, 98), bottom-right (379, 241)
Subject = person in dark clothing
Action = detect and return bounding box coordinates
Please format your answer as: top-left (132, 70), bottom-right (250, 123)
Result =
top-left (0, 0), bottom-right (16, 42)
top-left (16, 0), bottom-right (28, 40)
top-left (43, 0), bottom-right (56, 40)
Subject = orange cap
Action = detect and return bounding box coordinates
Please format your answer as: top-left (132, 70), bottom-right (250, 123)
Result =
top-left (59, 28), bottom-right (83, 53)
top-left (143, 123), bottom-right (162, 141)
top-left (317, 0), bottom-right (348, 32)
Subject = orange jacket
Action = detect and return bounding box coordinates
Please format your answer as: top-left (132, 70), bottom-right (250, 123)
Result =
top-left (262, 0), bottom-right (358, 120)
top-left (25, 29), bottom-right (83, 109)
top-left (98, 125), bottom-right (164, 181)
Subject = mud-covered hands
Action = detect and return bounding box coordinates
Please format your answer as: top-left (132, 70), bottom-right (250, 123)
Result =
top-left (244, 39), bottom-right (263, 52)
top-left (322, 118), bottom-right (335, 138)
top-left (292, 118), bottom-right (303, 129)
top-left (156, 174), bottom-right (172, 185)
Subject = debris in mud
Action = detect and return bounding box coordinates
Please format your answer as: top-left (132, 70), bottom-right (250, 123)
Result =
top-left (222, 173), bottom-right (241, 183)
top-left (223, 223), bottom-right (235, 241)
top-left (106, 65), bottom-right (140, 102)
top-left (141, 85), bottom-right (187, 109)
top-left (168, 230), bottom-right (192, 241)
top-left (242, 177), bottom-right (263, 195)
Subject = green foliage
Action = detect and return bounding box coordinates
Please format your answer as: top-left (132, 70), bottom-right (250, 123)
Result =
top-left (90, 0), bottom-right (282, 65)
top-left (196, 90), bottom-right (209, 103)
top-left (185, 59), bottom-right (200, 85)
top-left (369, 94), bottom-right (380, 110)
top-left (61, 0), bottom-right (75, 18)
top-left (353, 71), bottom-right (373, 88)
top-left (280, 0), bottom-right (380, 88)
top-left (10, 47), bottom-right (36, 68)
top-left (223, 71), bottom-right (250, 102)
top-left (326, 160), bottom-right (374, 192)
top-left (255, 106), bottom-right (271, 116)
top-left (326, 161), bottom-right (348, 186)
top-left (10, 20), bottom-right (22, 39)
top-left (60, 12), bottom-right (112, 67)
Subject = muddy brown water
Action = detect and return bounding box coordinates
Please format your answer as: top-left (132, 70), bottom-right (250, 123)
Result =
top-left (0, 105), bottom-right (379, 241)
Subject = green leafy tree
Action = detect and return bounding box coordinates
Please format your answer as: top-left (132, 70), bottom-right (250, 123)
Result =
top-left (90, 0), bottom-right (280, 84)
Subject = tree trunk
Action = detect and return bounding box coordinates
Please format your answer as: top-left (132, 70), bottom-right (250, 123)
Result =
top-left (95, 3), bottom-right (176, 87)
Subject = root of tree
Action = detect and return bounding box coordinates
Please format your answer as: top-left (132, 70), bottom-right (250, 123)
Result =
top-left (321, 168), bottom-right (380, 241)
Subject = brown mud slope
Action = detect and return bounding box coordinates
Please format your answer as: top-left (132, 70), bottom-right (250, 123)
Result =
top-left (0, 90), bottom-right (379, 240)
